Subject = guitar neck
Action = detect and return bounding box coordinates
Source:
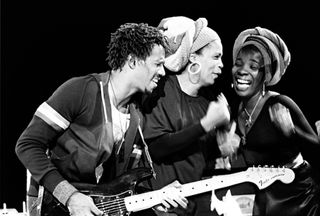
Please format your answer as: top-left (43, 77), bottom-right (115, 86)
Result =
top-left (125, 171), bottom-right (248, 212)
top-left (180, 171), bottom-right (248, 197)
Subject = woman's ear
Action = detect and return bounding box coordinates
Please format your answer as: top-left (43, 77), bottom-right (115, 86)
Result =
top-left (189, 53), bottom-right (197, 63)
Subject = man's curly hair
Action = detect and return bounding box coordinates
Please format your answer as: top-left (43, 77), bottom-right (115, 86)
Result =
top-left (106, 23), bottom-right (169, 70)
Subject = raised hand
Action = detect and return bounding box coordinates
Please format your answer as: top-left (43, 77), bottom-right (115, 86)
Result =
top-left (201, 93), bottom-right (230, 132)
top-left (216, 121), bottom-right (240, 159)
top-left (269, 103), bottom-right (295, 136)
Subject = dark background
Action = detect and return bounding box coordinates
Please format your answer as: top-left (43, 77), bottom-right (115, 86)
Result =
top-left (1, 1), bottom-right (320, 212)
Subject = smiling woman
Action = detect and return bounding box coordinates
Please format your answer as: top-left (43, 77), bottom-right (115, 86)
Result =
top-left (221, 26), bottom-right (320, 216)
top-left (142, 16), bottom-right (231, 216)
top-left (232, 44), bottom-right (265, 98)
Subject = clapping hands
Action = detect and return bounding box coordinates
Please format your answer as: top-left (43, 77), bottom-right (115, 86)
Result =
top-left (215, 121), bottom-right (240, 170)
top-left (269, 103), bottom-right (295, 136)
top-left (201, 93), bottom-right (230, 132)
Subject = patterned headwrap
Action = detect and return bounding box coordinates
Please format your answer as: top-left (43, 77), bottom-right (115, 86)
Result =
top-left (233, 27), bottom-right (291, 86)
top-left (158, 16), bottom-right (221, 72)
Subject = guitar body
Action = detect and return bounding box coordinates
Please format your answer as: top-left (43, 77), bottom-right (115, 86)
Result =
top-left (41, 167), bottom-right (153, 216)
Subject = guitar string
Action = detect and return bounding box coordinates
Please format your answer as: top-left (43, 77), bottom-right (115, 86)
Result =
top-left (95, 198), bottom-right (124, 205)
top-left (101, 207), bottom-right (127, 215)
top-left (96, 202), bottom-right (125, 208)
top-left (96, 202), bottom-right (126, 208)
top-left (97, 206), bottom-right (127, 214)
top-left (95, 200), bottom-right (125, 207)
top-left (95, 199), bottom-right (126, 213)
top-left (98, 204), bottom-right (126, 210)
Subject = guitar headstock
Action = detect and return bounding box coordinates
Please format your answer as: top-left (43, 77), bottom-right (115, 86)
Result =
top-left (245, 166), bottom-right (295, 190)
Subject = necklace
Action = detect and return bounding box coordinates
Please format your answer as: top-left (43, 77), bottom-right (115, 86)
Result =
top-left (243, 94), bottom-right (262, 128)
top-left (109, 78), bottom-right (129, 154)
top-left (240, 94), bottom-right (262, 145)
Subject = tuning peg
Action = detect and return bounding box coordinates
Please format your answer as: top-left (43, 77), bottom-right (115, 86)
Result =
top-left (276, 166), bottom-right (283, 172)
top-left (257, 165), bottom-right (261, 171)
top-left (270, 165), bottom-right (274, 172)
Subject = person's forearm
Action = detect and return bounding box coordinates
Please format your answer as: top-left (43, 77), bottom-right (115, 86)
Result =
top-left (53, 180), bottom-right (78, 206)
top-left (294, 126), bottom-right (320, 146)
top-left (16, 116), bottom-right (67, 199)
top-left (148, 122), bottom-right (206, 160)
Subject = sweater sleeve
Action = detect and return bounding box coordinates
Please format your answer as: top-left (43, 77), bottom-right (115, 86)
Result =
top-left (147, 122), bottom-right (206, 161)
top-left (15, 75), bottom-right (94, 203)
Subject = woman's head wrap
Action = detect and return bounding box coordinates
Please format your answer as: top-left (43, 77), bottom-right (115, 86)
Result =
top-left (233, 27), bottom-right (291, 86)
top-left (158, 16), bottom-right (221, 72)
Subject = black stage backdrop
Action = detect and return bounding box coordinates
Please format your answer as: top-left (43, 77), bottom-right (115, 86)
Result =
top-left (1, 1), bottom-right (320, 212)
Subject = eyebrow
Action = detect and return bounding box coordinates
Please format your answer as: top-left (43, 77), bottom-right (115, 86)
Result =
top-left (236, 57), bottom-right (260, 64)
top-left (155, 57), bottom-right (165, 63)
top-left (249, 58), bottom-right (260, 64)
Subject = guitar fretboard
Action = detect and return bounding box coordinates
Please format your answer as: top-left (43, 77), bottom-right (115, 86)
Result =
top-left (124, 171), bottom-right (248, 212)
top-left (179, 171), bottom-right (248, 197)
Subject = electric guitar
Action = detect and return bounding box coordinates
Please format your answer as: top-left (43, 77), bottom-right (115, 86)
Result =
top-left (40, 166), bottom-right (295, 216)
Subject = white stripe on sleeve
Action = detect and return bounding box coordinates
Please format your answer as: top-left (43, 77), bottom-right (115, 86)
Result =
top-left (35, 102), bottom-right (70, 130)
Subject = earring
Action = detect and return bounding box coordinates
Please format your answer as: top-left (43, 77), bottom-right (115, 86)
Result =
top-left (188, 61), bottom-right (201, 84)
top-left (188, 61), bottom-right (201, 74)
top-left (231, 83), bottom-right (234, 88)
top-left (262, 81), bottom-right (266, 96)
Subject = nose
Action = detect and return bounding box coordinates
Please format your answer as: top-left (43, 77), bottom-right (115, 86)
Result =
top-left (220, 59), bottom-right (224, 69)
top-left (216, 59), bottom-right (223, 74)
top-left (235, 64), bottom-right (249, 75)
top-left (238, 67), bottom-right (248, 75)
top-left (158, 65), bottom-right (166, 77)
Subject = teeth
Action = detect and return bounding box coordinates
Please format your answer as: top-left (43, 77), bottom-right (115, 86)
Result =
top-left (237, 83), bottom-right (249, 90)
top-left (237, 78), bottom-right (250, 84)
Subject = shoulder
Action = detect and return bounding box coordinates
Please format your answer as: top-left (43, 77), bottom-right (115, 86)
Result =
top-left (142, 75), bottom-right (178, 113)
top-left (53, 73), bottom-right (103, 97)
top-left (267, 91), bottom-right (296, 105)
top-left (61, 73), bottom-right (100, 89)
top-left (266, 91), bottom-right (301, 111)
top-left (47, 73), bottom-right (103, 110)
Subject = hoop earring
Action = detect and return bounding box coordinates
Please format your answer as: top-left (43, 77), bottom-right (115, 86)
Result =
top-left (188, 61), bottom-right (201, 84)
top-left (188, 61), bottom-right (201, 74)
top-left (262, 81), bottom-right (266, 96)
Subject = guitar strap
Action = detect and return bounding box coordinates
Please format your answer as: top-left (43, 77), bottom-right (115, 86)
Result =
top-left (28, 185), bottom-right (44, 216)
top-left (36, 186), bottom-right (44, 216)
top-left (124, 112), bottom-right (156, 179)
top-left (137, 124), bottom-right (156, 179)
top-left (121, 104), bottom-right (140, 171)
